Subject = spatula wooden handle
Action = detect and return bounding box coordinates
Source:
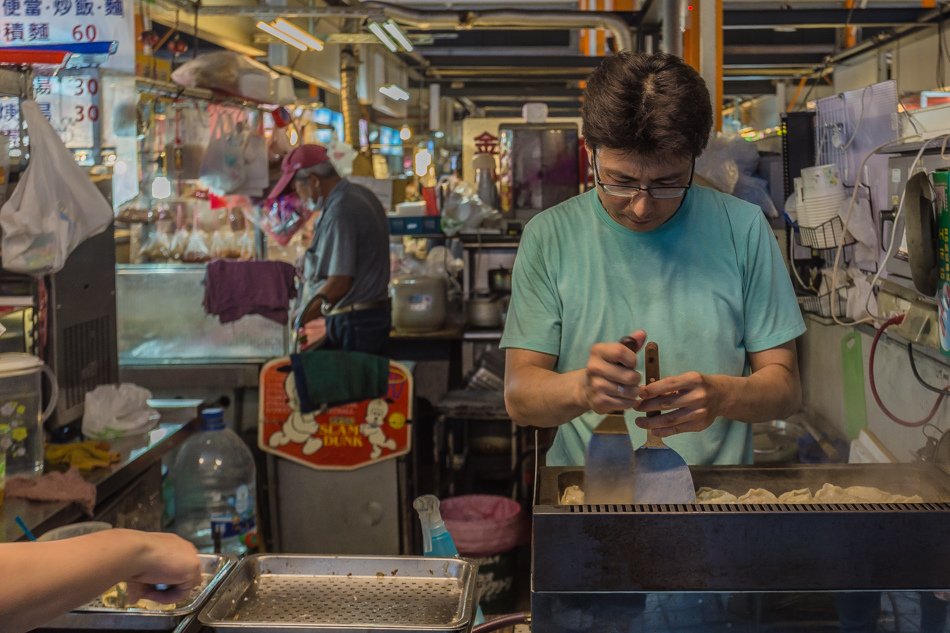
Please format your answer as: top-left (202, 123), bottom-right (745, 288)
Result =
top-left (608, 336), bottom-right (643, 415)
top-left (643, 342), bottom-right (666, 447)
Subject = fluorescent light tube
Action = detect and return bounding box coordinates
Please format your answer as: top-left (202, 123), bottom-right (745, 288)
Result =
top-left (379, 84), bottom-right (410, 101)
top-left (368, 21), bottom-right (398, 53)
top-left (274, 18), bottom-right (325, 51)
top-left (257, 21), bottom-right (307, 51)
top-left (383, 20), bottom-right (413, 52)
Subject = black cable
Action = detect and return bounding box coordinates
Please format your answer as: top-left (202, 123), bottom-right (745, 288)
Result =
top-left (797, 63), bottom-right (829, 112)
top-left (907, 342), bottom-right (950, 395)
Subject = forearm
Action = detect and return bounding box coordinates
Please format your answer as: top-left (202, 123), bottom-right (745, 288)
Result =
top-left (505, 365), bottom-right (588, 428)
top-left (0, 529), bottom-right (155, 632)
top-left (709, 364), bottom-right (802, 423)
top-left (317, 275), bottom-right (354, 305)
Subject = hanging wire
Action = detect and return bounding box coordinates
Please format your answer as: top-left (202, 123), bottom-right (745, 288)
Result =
top-left (906, 342), bottom-right (950, 395)
top-left (869, 315), bottom-right (946, 427)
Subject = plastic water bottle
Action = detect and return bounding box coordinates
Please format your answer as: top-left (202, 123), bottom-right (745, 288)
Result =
top-left (173, 408), bottom-right (257, 555)
top-left (414, 495), bottom-right (486, 626)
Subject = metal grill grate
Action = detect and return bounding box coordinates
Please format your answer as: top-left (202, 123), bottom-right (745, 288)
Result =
top-left (230, 574), bottom-right (463, 625)
top-left (200, 555), bottom-right (476, 632)
top-left (816, 80), bottom-right (898, 185)
top-left (572, 501), bottom-right (950, 513)
top-left (61, 314), bottom-right (115, 410)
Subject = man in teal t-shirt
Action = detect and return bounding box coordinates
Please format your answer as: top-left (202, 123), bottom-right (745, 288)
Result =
top-left (501, 52), bottom-right (806, 471)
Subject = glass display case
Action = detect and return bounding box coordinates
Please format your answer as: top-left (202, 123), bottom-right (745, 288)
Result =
top-left (116, 264), bottom-right (287, 365)
top-left (499, 123), bottom-right (580, 221)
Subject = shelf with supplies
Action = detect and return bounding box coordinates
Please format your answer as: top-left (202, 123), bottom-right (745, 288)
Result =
top-left (794, 216), bottom-right (856, 251)
top-left (798, 285), bottom-right (850, 320)
top-left (388, 215), bottom-right (442, 237)
top-left (459, 229), bottom-right (522, 249)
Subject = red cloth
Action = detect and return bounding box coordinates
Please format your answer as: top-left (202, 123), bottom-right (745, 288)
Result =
top-left (6, 467), bottom-right (96, 515)
top-left (203, 259), bottom-right (298, 325)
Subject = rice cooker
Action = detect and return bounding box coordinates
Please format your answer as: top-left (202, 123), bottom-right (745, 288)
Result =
top-left (391, 276), bottom-right (448, 333)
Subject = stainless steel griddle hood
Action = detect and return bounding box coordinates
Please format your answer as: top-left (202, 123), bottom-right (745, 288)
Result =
top-left (532, 464), bottom-right (950, 593)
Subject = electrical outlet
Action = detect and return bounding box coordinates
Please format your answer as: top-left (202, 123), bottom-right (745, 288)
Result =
top-left (877, 279), bottom-right (940, 349)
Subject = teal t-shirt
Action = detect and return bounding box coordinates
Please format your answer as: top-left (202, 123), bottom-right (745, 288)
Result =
top-left (499, 185), bottom-right (806, 467)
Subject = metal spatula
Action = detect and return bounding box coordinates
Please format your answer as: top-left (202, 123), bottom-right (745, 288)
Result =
top-left (584, 336), bottom-right (641, 505)
top-left (631, 342), bottom-right (696, 504)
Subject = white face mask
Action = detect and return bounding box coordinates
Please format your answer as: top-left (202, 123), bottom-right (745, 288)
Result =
top-left (306, 195), bottom-right (324, 213)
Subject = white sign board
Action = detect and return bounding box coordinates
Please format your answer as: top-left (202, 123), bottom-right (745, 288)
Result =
top-left (349, 175), bottom-right (394, 213)
top-left (0, 0), bottom-right (133, 149)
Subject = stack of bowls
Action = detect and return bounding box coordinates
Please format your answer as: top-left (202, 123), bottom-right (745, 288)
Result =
top-left (797, 164), bottom-right (845, 242)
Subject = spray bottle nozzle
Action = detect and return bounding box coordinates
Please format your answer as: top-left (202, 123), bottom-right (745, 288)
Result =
top-left (413, 494), bottom-right (445, 554)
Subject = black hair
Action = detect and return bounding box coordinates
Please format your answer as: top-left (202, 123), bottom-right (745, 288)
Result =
top-left (582, 52), bottom-right (712, 159)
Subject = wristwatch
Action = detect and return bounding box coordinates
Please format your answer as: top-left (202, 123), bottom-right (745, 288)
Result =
top-left (315, 293), bottom-right (333, 316)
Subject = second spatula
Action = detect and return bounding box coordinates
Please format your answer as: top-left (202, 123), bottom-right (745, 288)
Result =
top-left (630, 342), bottom-right (696, 504)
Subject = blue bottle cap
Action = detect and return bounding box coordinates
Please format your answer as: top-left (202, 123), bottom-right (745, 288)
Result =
top-left (200, 407), bottom-right (226, 431)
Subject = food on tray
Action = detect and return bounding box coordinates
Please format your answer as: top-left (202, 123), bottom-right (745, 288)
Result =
top-left (561, 485), bottom-right (585, 505)
top-left (561, 483), bottom-right (924, 505)
top-left (100, 583), bottom-right (178, 610)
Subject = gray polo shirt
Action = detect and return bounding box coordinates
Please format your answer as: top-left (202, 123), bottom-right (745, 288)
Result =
top-left (304, 179), bottom-right (390, 309)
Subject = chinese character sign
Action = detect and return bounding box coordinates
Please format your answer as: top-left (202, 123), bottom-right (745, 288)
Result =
top-left (0, 74), bottom-right (99, 148)
top-left (0, 0), bottom-right (132, 150)
top-left (259, 358), bottom-right (413, 471)
top-left (0, 0), bottom-right (133, 71)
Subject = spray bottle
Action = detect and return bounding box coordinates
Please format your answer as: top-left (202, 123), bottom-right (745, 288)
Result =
top-left (413, 494), bottom-right (486, 625)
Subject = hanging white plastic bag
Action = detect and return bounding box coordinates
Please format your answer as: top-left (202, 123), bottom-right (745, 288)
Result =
top-left (200, 109), bottom-right (247, 194)
top-left (326, 137), bottom-right (357, 178)
top-left (0, 100), bottom-right (112, 275)
top-left (236, 132), bottom-right (268, 197)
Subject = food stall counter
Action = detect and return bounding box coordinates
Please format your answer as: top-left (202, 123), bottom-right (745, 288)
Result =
top-left (0, 421), bottom-right (197, 542)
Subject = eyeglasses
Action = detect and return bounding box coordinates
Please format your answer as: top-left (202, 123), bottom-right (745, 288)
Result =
top-left (592, 152), bottom-right (694, 200)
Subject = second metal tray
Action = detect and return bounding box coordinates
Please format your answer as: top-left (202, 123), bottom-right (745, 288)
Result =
top-left (198, 554), bottom-right (478, 633)
top-left (44, 553), bottom-right (234, 631)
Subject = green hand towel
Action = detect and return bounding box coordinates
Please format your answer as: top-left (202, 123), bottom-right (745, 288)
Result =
top-left (291, 350), bottom-right (389, 413)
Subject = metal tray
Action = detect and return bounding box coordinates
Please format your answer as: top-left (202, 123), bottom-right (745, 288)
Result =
top-left (198, 554), bottom-right (478, 633)
top-left (44, 553), bottom-right (235, 631)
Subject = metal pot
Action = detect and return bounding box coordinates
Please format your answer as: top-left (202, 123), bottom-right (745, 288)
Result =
top-left (488, 267), bottom-right (512, 295)
top-left (391, 276), bottom-right (447, 333)
top-left (466, 295), bottom-right (503, 328)
top-left (753, 419), bottom-right (805, 464)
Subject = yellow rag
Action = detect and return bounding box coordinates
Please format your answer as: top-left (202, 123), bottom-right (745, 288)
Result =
top-left (45, 441), bottom-right (120, 471)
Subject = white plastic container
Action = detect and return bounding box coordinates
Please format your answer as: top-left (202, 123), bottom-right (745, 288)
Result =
top-left (0, 353), bottom-right (58, 478)
top-left (39, 521), bottom-right (112, 541)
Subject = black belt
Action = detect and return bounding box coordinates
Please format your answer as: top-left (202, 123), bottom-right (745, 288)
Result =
top-left (325, 299), bottom-right (391, 317)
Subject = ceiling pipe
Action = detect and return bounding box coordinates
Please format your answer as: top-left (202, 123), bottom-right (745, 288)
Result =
top-left (339, 20), bottom-right (362, 148)
top-left (166, 0), bottom-right (635, 53)
top-left (660, 0), bottom-right (683, 57)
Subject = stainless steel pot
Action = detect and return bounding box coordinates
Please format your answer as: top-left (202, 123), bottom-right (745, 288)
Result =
top-left (391, 276), bottom-right (447, 333)
top-left (466, 295), bottom-right (503, 328)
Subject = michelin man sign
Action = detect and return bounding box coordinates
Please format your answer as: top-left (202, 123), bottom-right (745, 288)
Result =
top-left (258, 357), bottom-right (412, 470)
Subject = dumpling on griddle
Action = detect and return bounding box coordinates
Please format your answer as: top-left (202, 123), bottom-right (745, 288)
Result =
top-left (814, 483), bottom-right (856, 503)
top-left (843, 485), bottom-right (924, 503)
top-left (561, 485), bottom-right (585, 505)
top-left (737, 488), bottom-right (779, 504)
top-left (778, 488), bottom-right (813, 503)
top-left (695, 487), bottom-right (738, 503)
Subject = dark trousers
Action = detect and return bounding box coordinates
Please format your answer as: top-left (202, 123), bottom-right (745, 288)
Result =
top-left (325, 307), bottom-right (391, 356)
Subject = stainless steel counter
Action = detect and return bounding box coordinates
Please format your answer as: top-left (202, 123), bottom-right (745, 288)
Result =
top-left (1, 421), bottom-right (196, 542)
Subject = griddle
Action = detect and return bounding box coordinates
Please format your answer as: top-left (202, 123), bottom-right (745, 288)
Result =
top-left (533, 463), bottom-right (950, 594)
